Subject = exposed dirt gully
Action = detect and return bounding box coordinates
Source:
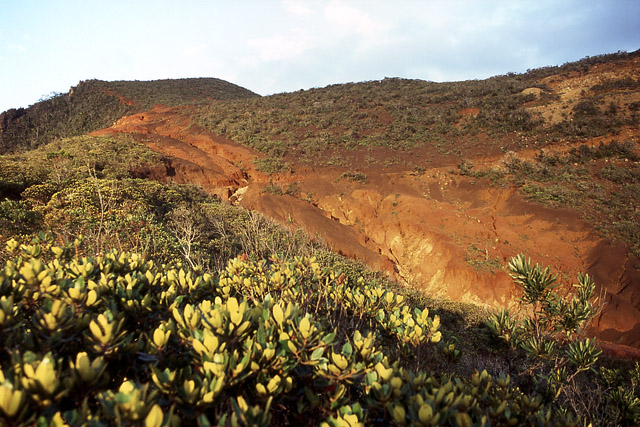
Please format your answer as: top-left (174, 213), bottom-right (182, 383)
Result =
top-left (93, 105), bottom-right (640, 352)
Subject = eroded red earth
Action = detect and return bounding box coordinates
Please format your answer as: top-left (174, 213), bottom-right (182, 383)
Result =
top-left (93, 104), bottom-right (640, 352)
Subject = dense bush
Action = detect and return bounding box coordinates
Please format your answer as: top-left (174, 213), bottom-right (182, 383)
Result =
top-left (0, 240), bottom-right (587, 426)
top-left (0, 136), bottom-right (325, 275)
top-left (485, 255), bottom-right (640, 426)
top-left (487, 255), bottom-right (601, 385)
top-left (194, 75), bottom-right (541, 166)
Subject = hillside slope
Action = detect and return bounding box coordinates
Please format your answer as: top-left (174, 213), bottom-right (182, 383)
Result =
top-left (91, 51), bottom-right (640, 346)
top-left (1, 51), bottom-right (639, 348)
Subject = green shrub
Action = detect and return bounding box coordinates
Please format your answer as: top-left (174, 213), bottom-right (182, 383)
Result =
top-left (0, 199), bottom-right (43, 235)
top-left (520, 183), bottom-right (584, 207)
top-left (0, 242), bottom-right (581, 425)
top-left (284, 182), bottom-right (300, 196)
top-left (261, 183), bottom-right (283, 195)
top-left (568, 141), bottom-right (639, 163)
top-left (597, 164), bottom-right (640, 183)
top-left (338, 172), bottom-right (367, 183)
top-left (464, 244), bottom-right (502, 273)
top-left (486, 255), bottom-right (609, 422)
top-left (254, 157), bottom-right (290, 174)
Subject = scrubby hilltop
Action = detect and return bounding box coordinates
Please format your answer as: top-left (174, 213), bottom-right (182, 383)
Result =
top-left (0, 78), bottom-right (259, 153)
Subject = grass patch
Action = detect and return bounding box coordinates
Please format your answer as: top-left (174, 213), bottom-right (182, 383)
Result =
top-left (520, 183), bottom-right (584, 207)
top-left (261, 183), bottom-right (283, 195)
top-left (338, 171), bottom-right (368, 183)
top-left (254, 156), bottom-right (290, 174)
top-left (465, 244), bottom-right (503, 273)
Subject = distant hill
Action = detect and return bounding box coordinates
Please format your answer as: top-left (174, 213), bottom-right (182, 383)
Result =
top-left (0, 78), bottom-right (259, 153)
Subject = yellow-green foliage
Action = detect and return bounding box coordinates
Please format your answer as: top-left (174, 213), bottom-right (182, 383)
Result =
top-left (0, 135), bottom-right (322, 269)
top-left (0, 240), bottom-right (578, 426)
top-left (2, 134), bottom-right (161, 189)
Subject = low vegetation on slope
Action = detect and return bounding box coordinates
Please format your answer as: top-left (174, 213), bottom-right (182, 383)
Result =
top-left (456, 140), bottom-right (640, 259)
top-left (1, 131), bottom-right (640, 426)
top-left (196, 76), bottom-right (535, 167)
top-left (195, 50), bottom-right (639, 168)
top-left (0, 78), bottom-right (259, 153)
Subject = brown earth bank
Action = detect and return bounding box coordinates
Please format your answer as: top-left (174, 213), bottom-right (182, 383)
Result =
top-left (93, 105), bottom-right (640, 348)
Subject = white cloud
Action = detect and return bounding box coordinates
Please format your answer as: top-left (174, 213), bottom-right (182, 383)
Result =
top-left (282, 0), bottom-right (316, 16)
top-left (247, 30), bottom-right (311, 63)
top-left (4, 42), bottom-right (25, 52)
top-left (182, 43), bottom-right (208, 58)
top-left (323, 0), bottom-right (378, 37)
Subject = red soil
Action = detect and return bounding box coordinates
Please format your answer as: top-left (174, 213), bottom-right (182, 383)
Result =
top-left (93, 104), bottom-right (640, 349)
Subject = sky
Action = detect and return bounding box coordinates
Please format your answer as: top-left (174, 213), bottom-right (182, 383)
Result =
top-left (1, 0), bottom-right (639, 113)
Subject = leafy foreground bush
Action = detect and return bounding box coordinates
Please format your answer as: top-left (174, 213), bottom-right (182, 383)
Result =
top-left (486, 255), bottom-right (640, 426)
top-left (0, 241), bottom-right (581, 426)
top-left (487, 255), bottom-right (601, 396)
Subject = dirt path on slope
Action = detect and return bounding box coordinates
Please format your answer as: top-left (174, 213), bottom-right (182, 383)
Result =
top-left (94, 105), bottom-right (640, 347)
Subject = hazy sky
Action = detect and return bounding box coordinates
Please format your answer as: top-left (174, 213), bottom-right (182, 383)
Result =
top-left (1, 0), bottom-right (639, 113)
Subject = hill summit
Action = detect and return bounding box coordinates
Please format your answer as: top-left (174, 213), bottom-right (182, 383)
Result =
top-left (0, 77), bottom-right (259, 153)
